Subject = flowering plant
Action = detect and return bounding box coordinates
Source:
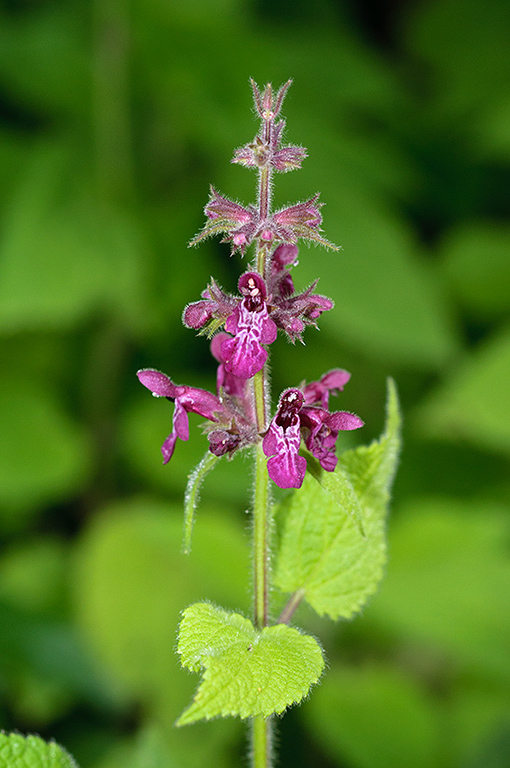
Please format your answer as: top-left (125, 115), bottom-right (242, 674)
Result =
top-left (138, 80), bottom-right (401, 768)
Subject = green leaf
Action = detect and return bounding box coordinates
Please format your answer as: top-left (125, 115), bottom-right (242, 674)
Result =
top-left (0, 379), bottom-right (90, 514)
top-left (415, 327), bottom-right (510, 456)
top-left (440, 223), bottom-right (510, 320)
top-left (73, 499), bottom-right (251, 717)
top-left (403, 0), bottom-right (510, 113)
top-left (367, 497), bottom-right (510, 681)
top-left (176, 602), bottom-right (324, 724)
top-left (295, 188), bottom-right (459, 369)
top-left (305, 664), bottom-right (440, 768)
top-left (0, 142), bottom-right (147, 332)
top-left (183, 451), bottom-right (221, 554)
top-left (304, 451), bottom-right (365, 536)
top-left (275, 379), bottom-right (401, 620)
top-left (0, 732), bottom-right (78, 768)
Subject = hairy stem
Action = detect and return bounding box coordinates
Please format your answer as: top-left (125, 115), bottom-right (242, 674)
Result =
top-left (251, 715), bottom-right (272, 768)
top-left (253, 436), bottom-right (270, 629)
top-left (250, 143), bottom-right (274, 763)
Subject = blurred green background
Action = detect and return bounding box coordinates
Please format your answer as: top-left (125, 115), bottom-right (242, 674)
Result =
top-left (0, 0), bottom-right (509, 766)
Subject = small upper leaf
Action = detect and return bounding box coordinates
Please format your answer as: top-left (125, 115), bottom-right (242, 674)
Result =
top-left (176, 602), bottom-right (324, 724)
top-left (275, 378), bottom-right (401, 620)
top-left (0, 732), bottom-right (78, 768)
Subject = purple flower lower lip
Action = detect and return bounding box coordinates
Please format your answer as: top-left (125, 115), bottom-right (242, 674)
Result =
top-left (262, 376), bottom-right (363, 487)
top-left (263, 389), bottom-right (307, 488)
top-left (221, 274), bottom-right (277, 379)
top-left (137, 369), bottom-right (221, 463)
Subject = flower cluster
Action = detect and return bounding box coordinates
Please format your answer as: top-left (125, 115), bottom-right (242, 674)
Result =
top-left (183, 243), bottom-right (333, 368)
top-left (137, 353), bottom-right (362, 488)
top-left (190, 188), bottom-right (336, 256)
top-left (137, 79), bottom-right (363, 490)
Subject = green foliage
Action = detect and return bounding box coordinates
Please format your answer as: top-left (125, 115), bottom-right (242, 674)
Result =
top-left (305, 664), bottom-right (440, 768)
top-left (176, 603), bottom-right (324, 724)
top-left (275, 379), bottom-right (401, 619)
top-left (416, 328), bottom-right (510, 456)
top-left (0, 732), bottom-right (78, 768)
top-left (296, 195), bottom-right (460, 369)
top-left (0, 378), bottom-right (90, 516)
top-left (368, 497), bottom-right (510, 681)
top-left (0, 0), bottom-right (509, 766)
top-left (73, 499), bottom-right (251, 712)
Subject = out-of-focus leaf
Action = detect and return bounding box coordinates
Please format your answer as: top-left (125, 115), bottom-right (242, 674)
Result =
top-left (415, 327), bottom-right (510, 456)
top-left (304, 664), bottom-right (440, 768)
top-left (449, 677), bottom-right (510, 768)
top-left (367, 498), bottom-right (510, 681)
top-left (72, 498), bottom-right (250, 717)
top-left (295, 188), bottom-right (459, 368)
top-left (177, 602), bottom-right (324, 724)
top-left (402, 0), bottom-right (510, 113)
top-left (275, 379), bottom-right (401, 619)
top-left (476, 93), bottom-right (510, 161)
top-left (0, 600), bottom-right (114, 709)
top-left (440, 223), bottom-right (510, 319)
top-left (0, 142), bottom-right (148, 332)
top-left (0, 537), bottom-right (67, 617)
top-left (0, 7), bottom-right (88, 115)
top-left (0, 732), bottom-right (78, 768)
top-left (0, 379), bottom-right (90, 513)
top-left (93, 719), bottom-right (241, 768)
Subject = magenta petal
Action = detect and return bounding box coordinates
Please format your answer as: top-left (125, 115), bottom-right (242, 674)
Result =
top-left (321, 369), bottom-right (351, 390)
top-left (182, 300), bottom-right (213, 329)
top-left (263, 415), bottom-right (305, 489)
top-left (221, 334), bottom-right (267, 379)
top-left (161, 432), bottom-right (178, 464)
top-left (328, 411), bottom-right (364, 431)
top-left (137, 369), bottom-right (179, 398)
top-left (173, 400), bottom-right (190, 441)
top-left (221, 301), bottom-right (275, 379)
top-left (260, 315), bottom-right (278, 344)
top-left (179, 387), bottom-right (221, 420)
top-left (267, 453), bottom-right (306, 489)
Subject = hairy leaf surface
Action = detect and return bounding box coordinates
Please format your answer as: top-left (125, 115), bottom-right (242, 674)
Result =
top-left (0, 733), bottom-right (78, 768)
top-left (275, 379), bottom-right (401, 619)
top-left (177, 602), bottom-right (324, 724)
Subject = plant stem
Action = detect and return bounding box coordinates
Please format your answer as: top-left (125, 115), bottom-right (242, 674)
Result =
top-left (251, 715), bottom-right (272, 768)
top-left (253, 436), bottom-right (270, 629)
top-left (250, 109), bottom-right (275, 768)
top-left (251, 365), bottom-right (273, 768)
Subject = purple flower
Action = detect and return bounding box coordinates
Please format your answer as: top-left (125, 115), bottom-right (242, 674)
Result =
top-left (188, 187), bottom-right (257, 255)
top-left (303, 369), bottom-right (351, 409)
top-left (269, 242), bottom-right (298, 298)
top-left (269, 195), bottom-right (337, 249)
top-left (221, 272), bottom-right (277, 379)
top-left (299, 370), bottom-right (363, 471)
top-left (182, 278), bottom-right (236, 331)
top-left (266, 244), bottom-right (334, 343)
top-left (263, 371), bottom-right (364, 487)
top-left (263, 389), bottom-right (307, 489)
top-left (299, 407), bottom-right (363, 472)
top-left (210, 331), bottom-right (249, 400)
top-left (137, 369), bottom-right (221, 463)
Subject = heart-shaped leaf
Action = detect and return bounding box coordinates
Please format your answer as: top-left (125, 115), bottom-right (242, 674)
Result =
top-left (176, 602), bottom-right (324, 725)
